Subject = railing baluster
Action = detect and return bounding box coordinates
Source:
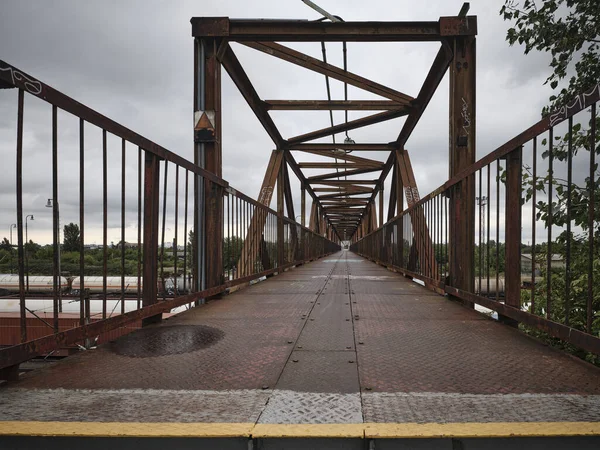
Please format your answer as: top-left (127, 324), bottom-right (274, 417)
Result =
top-left (79, 118), bottom-right (86, 327)
top-left (137, 147), bottom-right (143, 309)
top-left (588, 103), bottom-right (596, 334)
top-left (16, 89), bottom-right (26, 343)
top-left (174, 166), bottom-right (179, 298)
top-left (102, 130), bottom-right (108, 319)
top-left (565, 117), bottom-right (573, 326)
top-left (121, 139), bottom-right (126, 315)
top-left (160, 162), bottom-right (168, 301)
top-left (531, 138), bottom-right (537, 313)
top-left (547, 127), bottom-right (554, 320)
top-left (52, 105), bottom-right (59, 333)
top-left (183, 170), bottom-right (189, 294)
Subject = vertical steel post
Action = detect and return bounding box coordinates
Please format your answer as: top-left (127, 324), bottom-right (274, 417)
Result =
top-left (379, 186), bottom-right (384, 229)
top-left (52, 105), bottom-right (59, 333)
top-left (396, 158), bottom-right (404, 267)
top-left (194, 38), bottom-right (206, 294)
top-left (503, 146), bottom-right (522, 327)
top-left (16, 89), bottom-right (26, 343)
top-left (301, 183), bottom-right (306, 227)
top-left (195, 37), bottom-right (223, 292)
top-left (448, 34), bottom-right (476, 301)
top-left (142, 152), bottom-right (161, 326)
top-left (277, 159), bottom-right (285, 269)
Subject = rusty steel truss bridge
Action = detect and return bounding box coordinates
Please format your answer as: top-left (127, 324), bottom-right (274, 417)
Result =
top-left (0, 3), bottom-right (600, 449)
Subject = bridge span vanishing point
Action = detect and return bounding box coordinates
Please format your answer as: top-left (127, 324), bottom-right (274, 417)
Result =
top-left (1, 3), bottom-right (600, 449)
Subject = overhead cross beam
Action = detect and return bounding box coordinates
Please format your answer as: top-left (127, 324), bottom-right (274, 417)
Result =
top-left (241, 41), bottom-right (414, 103)
top-left (191, 17), bottom-right (477, 42)
top-left (264, 100), bottom-right (405, 111)
top-left (298, 162), bottom-right (380, 169)
top-left (294, 149), bottom-right (385, 167)
top-left (288, 109), bottom-right (409, 144)
top-left (289, 143), bottom-right (394, 151)
top-left (308, 166), bottom-right (382, 181)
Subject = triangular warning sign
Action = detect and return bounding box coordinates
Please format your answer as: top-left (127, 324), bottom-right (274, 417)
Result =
top-left (194, 110), bottom-right (215, 130)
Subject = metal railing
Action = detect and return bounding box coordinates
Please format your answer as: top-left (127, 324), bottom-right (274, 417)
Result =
top-left (0, 60), bottom-right (340, 371)
top-left (352, 82), bottom-right (600, 355)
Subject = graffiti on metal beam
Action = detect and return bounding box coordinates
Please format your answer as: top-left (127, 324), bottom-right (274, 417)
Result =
top-left (258, 186), bottom-right (274, 205)
top-left (0, 65), bottom-right (42, 95)
top-left (549, 82), bottom-right (600, 127)
top-left (461, 97), bottom-right (471, 135)
top-left (405, 186), bottom-right (420, 205)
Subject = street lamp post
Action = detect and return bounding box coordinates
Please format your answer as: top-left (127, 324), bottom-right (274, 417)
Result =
top-left (25, 215), bottom-right (34, 292)
top-left (46, 199), bottom-right (62, 312)
top-left (9, 223), bottom-right (16, 274)
top-left (9, 223), bottom-right (16, 246)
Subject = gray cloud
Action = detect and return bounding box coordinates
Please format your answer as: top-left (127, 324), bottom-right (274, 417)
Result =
top-left (0, 0), bottom-right (566, 244)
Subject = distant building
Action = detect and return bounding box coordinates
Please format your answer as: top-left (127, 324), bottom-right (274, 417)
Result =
top-left (521, 253), bottom-right (564, 273)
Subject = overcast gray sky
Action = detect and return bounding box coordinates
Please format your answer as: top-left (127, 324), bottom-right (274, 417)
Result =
top-left (0, 0), bottom-right (560, 246)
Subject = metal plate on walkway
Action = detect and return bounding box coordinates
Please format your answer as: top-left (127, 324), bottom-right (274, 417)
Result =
top-left (275, 351), bottom-right (360, 394)
top-left (352, 293), bottom-right (486, 320)
top-left (355, 318), bottom-right (600, 394)
top-left (3, 251), bottom-right (600, 430)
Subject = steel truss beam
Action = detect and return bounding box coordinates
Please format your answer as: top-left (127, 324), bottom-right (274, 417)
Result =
top-left (308, 166), bottom-right (382, 181)
top-left (191, 17), bottom-right (478, 42)
top-left (191, 8), bottom-right (477, 241)
top-left (264, 100), bottom-right (405, 110)
top-left (241, 41), bottom-right (413, 103)
top-left (290, 143), bottom-right (394, 151)
top-left (289, 109), bottom-right (408, 144)
top-left (219, 44), bottom-right (285, 148)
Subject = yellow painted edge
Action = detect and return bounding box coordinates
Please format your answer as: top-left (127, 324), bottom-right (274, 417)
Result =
top-left (1, 422), bottom-right (600, 439)
top-left (252, 423), bottom-right (365, 438)
top-left (364, 422), bottom-right (600, 438)
top-left (0, 422), bottom-right (254, 438)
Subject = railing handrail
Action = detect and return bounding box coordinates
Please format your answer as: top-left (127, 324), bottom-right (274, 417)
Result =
top-left (356, 81), bottom-right (600, 239)
top-left (0, 60), bottom-right (227, 187)
top-left (0, 59), bottom-right (329, 241)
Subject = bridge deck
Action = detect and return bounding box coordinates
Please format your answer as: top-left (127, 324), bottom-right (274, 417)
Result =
top-left (1, 251), bottom-right (600, 439)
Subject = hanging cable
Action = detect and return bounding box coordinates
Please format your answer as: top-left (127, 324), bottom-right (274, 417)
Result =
top-left (303, 0), bottom-right (354, 231)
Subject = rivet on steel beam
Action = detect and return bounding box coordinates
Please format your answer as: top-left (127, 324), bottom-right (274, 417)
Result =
top-left (365, 387), bottom-right (372, 391)
top-left (346, 319), bottom-right (350, 321)
top-left (287, 340), bottom-right (293, 344)
top-left (292, 359), bottom-right (299, 363)
top-left (262, 385), bottom-right (269, 390)
top-left (346, 346), bottom-right (352, 349)
top-left (359, 341), bottom-right (364, 345)
top-left (348, 360), bottom-right (355, 363)
top-left (297, 346), bottom-right (303, 349)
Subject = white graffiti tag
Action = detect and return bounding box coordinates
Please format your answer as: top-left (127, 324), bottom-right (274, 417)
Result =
top-left (258, 186), bottom-right (274, 205)
top-left (461, 97), bottom-right (471, 135)
top-left (549, 83), bottom-right (600, 127)
top-left (0, 65), bottom-right (42, 95)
